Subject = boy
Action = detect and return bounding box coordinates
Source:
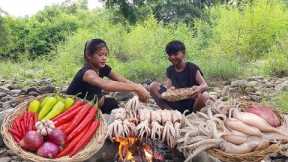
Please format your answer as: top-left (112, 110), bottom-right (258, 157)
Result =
top-left (149, 40), bottom-right (210, 113)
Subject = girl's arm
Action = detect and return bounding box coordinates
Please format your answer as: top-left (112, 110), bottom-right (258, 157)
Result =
top-left (83, 69), bottom-right (149, 102)
top-left (108, 71), bottom-right (134, 84)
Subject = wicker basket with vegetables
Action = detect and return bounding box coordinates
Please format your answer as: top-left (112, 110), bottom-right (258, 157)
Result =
top-left (1, 94), bottom-right (107, 162)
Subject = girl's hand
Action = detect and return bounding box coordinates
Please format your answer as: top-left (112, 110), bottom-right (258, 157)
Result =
top-left (135, 84), bottom-right (149, 103)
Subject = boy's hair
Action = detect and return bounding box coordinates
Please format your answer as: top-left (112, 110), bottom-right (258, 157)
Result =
top-left (165, 40), bottom-right (186, 55)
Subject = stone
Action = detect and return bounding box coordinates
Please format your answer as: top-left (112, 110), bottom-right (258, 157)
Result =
top-left (37, 78), bottom-right (52, 85)
top-left (0, 86), bottom-right (9, 91)
top-left (60, 85), bottom-right (68, 93)
top-left (10, 89), bottom-right (22, 95)
top-left (7, 84), bottom-right (20, 90)
top-left (231, 80), bottom-right (248, 88)
top-left (250, 95), bottom-right (262, 102)
top-left (245, 87), bottom-right (256, 93)
top-left (111, 92), bottom-right (133, 101)
top-left (247, 81), bottom-right (258, 87)
top-left (0, 96), bottom-right (13, 102)
top-left (209, 91), bottom-right (218, 99)
top-left (38, 85), bottom-right (56, 94)
top-left (0, 157), bottom-right (11, 162)
top-left (248, 76), bottom-right (264, 81)
top-left (0, 92), bottom-right (6, 98)
top-left (275, 80), bottom-right (288, 91)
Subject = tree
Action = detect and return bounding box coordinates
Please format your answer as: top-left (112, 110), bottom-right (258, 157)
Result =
top-left (102, 0), bottom-right (222, 24)
top-left (0, 16), bottom-right (11, 58)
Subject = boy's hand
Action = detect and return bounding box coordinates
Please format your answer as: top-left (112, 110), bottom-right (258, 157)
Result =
top-left (168, 86), bottom-right (176, 90)
top-left (193, 86), bottom-right (202, 96)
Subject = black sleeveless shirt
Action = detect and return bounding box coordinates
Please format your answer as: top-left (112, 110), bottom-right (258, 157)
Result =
top-left (66, 65), bottom-right (112, 101)
top-left (166, 62), bottom-right (203, 88)
top-left (164, 62), bottom-right (204, 112)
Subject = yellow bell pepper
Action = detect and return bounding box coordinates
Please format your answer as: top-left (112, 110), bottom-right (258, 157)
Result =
top-left (42, 100), bottom-right (65, 121)
top-left (28, 100), bottom-right (41, 113)
top-left (38, 97), bottom-right (57, 120)
top-left (64, 97), bottom-right (74, 110)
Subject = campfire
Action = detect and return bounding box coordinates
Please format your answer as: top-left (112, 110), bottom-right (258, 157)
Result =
top-left (114, 136), bottom-right (164, 162)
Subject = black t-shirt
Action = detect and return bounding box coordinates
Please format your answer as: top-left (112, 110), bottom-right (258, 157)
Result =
top-left (165, 62), bottom-right (203, 112)
top-left (66, 65), bottom-right (112, 101)
top-left (166, 62), bottom-right (203, 88)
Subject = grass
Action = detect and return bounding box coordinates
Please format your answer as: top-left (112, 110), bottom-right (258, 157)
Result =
top-left (270, 91), bottom-right (288, 112)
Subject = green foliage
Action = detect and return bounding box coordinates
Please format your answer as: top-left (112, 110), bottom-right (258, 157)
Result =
top-left (104, 0), bottom-right (224, 24)
top-left (196, 55), bottom-right (243, 80)
top-left (0, 16), bottom-right (12, 57)
top-left (199, 0), bottom-right (288, 60)
top-left (270, 91), bottom-right (288, 112)
top-left (0, 4), bottom-right (80, 59)
top-left (263, 36), bottom-right (288, 77)
top-left (0, 0), bottom-right (288, 85)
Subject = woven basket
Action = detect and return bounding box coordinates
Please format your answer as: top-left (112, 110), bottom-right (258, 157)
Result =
top-left (207, 144), bottom-right (280, 162)
top-left (1, 94), bottom-right (107, 162)
top-left (207, 101), bottom-right (284, 162)
top-left (161, 87), bottom-right (197, 102)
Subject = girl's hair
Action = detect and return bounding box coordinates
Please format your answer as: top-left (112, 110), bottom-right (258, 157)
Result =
top-left (165, 40), bottom-right (186, 55)
top-left (84, 39), bottom-right (108, 62)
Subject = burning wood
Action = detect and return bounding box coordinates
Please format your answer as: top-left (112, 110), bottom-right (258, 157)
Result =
top-left (114, 137), bottom-right (165, 162)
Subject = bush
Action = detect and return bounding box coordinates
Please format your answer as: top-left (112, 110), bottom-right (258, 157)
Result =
top-left (199, 0), bottom-right (288, 60)
top-left (263, 36), bottom-right (288, 76)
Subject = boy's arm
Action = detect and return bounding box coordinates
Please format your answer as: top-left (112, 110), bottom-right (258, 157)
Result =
top-left (163, 78), bottom-right (173, 89)
top-left (195, 70), bottom-right (208, 93)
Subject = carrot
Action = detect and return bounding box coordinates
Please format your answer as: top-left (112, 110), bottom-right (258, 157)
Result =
top-left (12, 119), bottom-right (20, 133)
top-left (15, 118), bottom-right (23, 137)
top-left (9, 128), bottom-right (21, 139)
top-left (27, 112), bottom-right (34, 130)
top-left (24, 112), bottom-right (29, 130)
top-left (67, 105), bottom-right (98, 142)
top-left (22, 112), bottom-right (26, 129)
top-left (69, 120), bottom-right (100, 156)
top-left (56, 124), bottom-right (90, 158)
top-left (65, 103), bottom-right (91, 135)
top-left (57, 122), bottom-right (71, 133)
top-left (28, 113), bottom-right (33, 130)
top-left (53, 105), bottom-right (84, 127)
top-left (32, 113), bottom-right (37, 130)
top-left (20, 119), bottom-right (26, 135)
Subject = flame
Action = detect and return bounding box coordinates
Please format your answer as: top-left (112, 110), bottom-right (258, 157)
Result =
top-left (143, 144), bottom-right (153, 162)
top-left (114, 137), bottom-right (137, 161)
top-left (114, 137), bottom-right (162, 162)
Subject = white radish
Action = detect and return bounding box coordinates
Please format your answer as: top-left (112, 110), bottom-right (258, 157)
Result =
top-left (229, 129), bottom-right (248, 137)
top-left (224, 118), bottom-right (263, 136)
top-left (219, 140), bottom-right (258, 154)
top-left (222, 134), bottom-right (247, 145)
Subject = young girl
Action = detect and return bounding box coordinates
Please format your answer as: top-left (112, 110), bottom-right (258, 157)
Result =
top-left (149, 40), bottom-right (211, 113)
top-left (66, 39), bottom-right (149, 113)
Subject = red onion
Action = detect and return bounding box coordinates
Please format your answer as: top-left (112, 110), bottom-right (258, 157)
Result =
top-left (37, 142), bottom-right (59, 158)
top-left (47, 128), bottom-right (66, 147)
top-left (20, 131), bottom-right (43, 152)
